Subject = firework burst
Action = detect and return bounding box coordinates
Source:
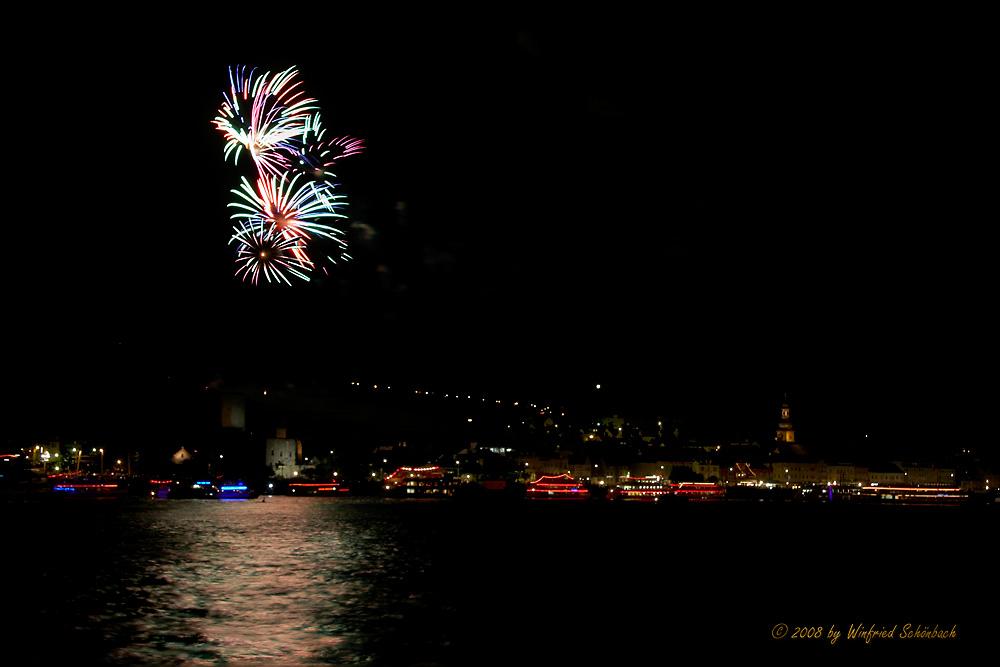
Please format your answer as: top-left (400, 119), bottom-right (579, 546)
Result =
top-left (288, 113), bottom-right (366, 179)
top-left (230, 218), bottom-right (314, 285)
top-left (213, 65), bottom-right (319, 179)
top-left (228, 173), bottom-right (348, 242)
top-left (214, 65), bottom-right (362, 284)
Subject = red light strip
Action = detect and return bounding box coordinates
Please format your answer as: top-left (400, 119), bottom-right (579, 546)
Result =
top-left (527, 488), bottom-right (588, 494)
top-left (528, 485), bottom-right (580, 492)
top-left (385, 469), bottom-right (443, 481)
top-left (863, 486), bottom-right (961, 492)
top-left (533, 474), bottom-right (574, 483)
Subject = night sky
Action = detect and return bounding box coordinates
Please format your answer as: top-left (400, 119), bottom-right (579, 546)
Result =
top-left (10, 15), bottom-right (990, 459)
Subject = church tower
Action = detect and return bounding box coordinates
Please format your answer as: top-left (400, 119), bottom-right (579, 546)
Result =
top-left (776, 395), bottom-right (795, 444)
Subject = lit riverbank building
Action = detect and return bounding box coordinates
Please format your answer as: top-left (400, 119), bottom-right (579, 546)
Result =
top-left (773, 395), bottom-right (808, 458)
top-left (777, 398), bottom-right (794, 446)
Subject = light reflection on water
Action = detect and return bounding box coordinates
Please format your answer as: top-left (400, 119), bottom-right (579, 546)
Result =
top-left (114, 497), bottom-right (359, 664)
top-left (3, 497), bottom-right (990, 664)
top-left (8, 497), bottom-right (465, 665)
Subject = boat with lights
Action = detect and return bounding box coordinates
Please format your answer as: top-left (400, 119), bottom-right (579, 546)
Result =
top-left (160, 478), bottom-right (257, 499)
top-left (216, 480), bottom-right (257, 500)
top-left (46, 472), bottom-right (128, 497)
top-left (610, 480), bottom-right (724, 503)
top-left (287, 481), bottom-right (350, 496)
top-left (667, 482), bottom-right (725, 501)
top-left (166, 479), bottom-right (219, 499)
top-left (855, 485), bottom-right (969, 505)
top-left (607, 476), bottom-right (669, 501)
top-left (50, 482), bottom-right (127, 497)
top-left (383, 466), bottom-right (458, 497)
top-left (644, 482), bottom-right (727, 504)
top-left (526, 474), bottom-right (591, 499)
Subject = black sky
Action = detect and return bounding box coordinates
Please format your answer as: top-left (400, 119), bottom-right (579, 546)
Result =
top-left (9, 14), bottom-right (991, 456)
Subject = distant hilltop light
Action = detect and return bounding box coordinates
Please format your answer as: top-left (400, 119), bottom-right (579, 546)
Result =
top-left (596, 384), bottom-right (601, 389)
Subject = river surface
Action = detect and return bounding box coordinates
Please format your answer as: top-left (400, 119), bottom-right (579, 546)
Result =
top-left (1, 496), bottom-right (992, 664)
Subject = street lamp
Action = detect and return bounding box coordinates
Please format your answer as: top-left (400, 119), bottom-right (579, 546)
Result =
top-left (100, 449), bottom-right (104, 476)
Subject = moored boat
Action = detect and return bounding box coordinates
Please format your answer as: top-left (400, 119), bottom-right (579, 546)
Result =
top-left (51, 482), bottom-right (127, 497)
top-left (383, 466), bottom-right (458, 497)
top-left (724, 484), bottom-right (796, 502)
top-left (287, 481), bottom-right (350, 496)
top-left (608, 476), bottom-right (669, 501)
top-left (669, 482), bottom-right (725, 501)
top-left (156, 477), bottom-right (259, 500)
top-left (217, 480), bottom-right (258, 500)
top-left (166, 479), bottom-right (218, 499)
top-left (855, 485), bottom-right (969, 505)
top-left (526, 474), bottom-right (590, 499)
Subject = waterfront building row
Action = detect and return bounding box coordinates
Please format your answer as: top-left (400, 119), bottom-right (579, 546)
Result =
top-left (515, 454), bottom-right (986, 490)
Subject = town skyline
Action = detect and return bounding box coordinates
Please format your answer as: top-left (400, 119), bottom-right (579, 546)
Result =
top-left (13, 373), bottom-right (989, 484)
top-left (10, 23), bottom-right (990, 475)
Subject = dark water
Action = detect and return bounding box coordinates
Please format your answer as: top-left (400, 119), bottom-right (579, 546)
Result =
top-left (2, 497), bottom-right (993, 664)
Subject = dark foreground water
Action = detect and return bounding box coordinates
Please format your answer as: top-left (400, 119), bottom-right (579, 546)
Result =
top-left (1, 496), bottom-right (993, 665)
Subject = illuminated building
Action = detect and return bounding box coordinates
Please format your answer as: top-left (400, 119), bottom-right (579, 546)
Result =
top-left (768, 459), bottom-right (826, 487)
top-left (631, 459), bottom-right (720, 483)
top-left (566, 454), bottom-right (592, 482)
top-left (588, 455), bottom-right (632, 487)
top-left (895, 462), bottom-right (957, 486)
top-left (867, 462), bottom-right (905, 486)
top-left (720, 461), bottom-right (772, 486)
top-left (825, 463), bottom-right (869, 486)
top-left (601, 415), bottom-right (627, 434)
top-left (266, 428), bottom-right (303, 478)
top-left (769, 396), bottom-right (815, 485)
top-left (772, 395), bottom-right (809, 457)
top-left (171, 447), bottom-right (193, 465)
top-left (776, 397), bottom-right (795, 445)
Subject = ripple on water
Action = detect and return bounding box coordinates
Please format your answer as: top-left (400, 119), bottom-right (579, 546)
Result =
top-left (5, 496), bottom-right (991, 664)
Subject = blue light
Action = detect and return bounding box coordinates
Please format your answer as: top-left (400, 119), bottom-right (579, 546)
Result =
top-left (220, 485), bottom-right (248, 491)
top-left (195, 481), bottom-right (211, 485)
